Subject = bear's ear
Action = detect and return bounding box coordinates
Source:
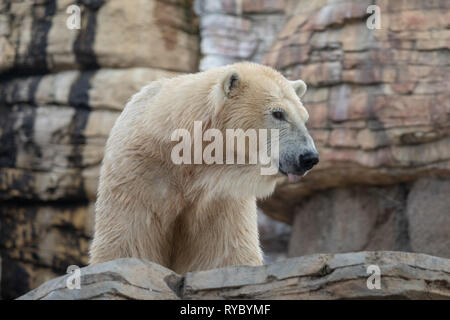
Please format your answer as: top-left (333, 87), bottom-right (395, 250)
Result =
top-left (290, 79), bottom-right (307, 98)
top-left (222, 70), bottom-right (241, 97)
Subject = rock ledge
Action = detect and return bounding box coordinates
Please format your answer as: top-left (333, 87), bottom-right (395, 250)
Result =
top-left (19, 251), bottom-right (450, 300)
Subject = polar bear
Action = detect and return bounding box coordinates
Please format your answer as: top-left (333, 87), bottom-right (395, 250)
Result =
top-left (89, 62), bottom-right (318, 274)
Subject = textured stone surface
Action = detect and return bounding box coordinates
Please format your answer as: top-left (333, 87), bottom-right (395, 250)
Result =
top-left (258, 210), bottom-right (291, 264)
top-left (2, 0), bottom-right (198, 73)
top-left (19, 258), bottom-right (181, 300)
top-left (288, 179), bottom-right (450, 259)
top-left (260, 1), bottom-right (450, 235)
top-left (0, 0), bottom-right (197, 299)
top-left (287, 182), bottom-right (430, 258)
top-left (0, 68), bottom-right (179, 203)
top-left (406, 179), bottom-right (450, 258)
top-left (195, 0), bottom-right (286, 70)
top-left (0, 202), bottom-right (95, 299)
top-left (19, 252), bottom-right (450, 300)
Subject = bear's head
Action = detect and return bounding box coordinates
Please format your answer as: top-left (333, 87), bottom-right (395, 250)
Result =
top-left (211, 63), bottom-right (319, 186)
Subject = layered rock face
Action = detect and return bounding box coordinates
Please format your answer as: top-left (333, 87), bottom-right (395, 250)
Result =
top-left (195, 0), bottom-right (286, 70)
top-left (0, 0), bottom-right (198, 299)
top-left (260, 0), bottom-right (450, 258)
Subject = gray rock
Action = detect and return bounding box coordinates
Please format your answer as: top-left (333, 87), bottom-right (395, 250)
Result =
top-left (258, 210), bottom-right (291, 264)
top-left (195, 0), bottom-right (285, 70)
top-left (407, 179), bottom-right (450, 258)
top-left (288, 185), bottom-right (409, 257)
top-left (288, 179), bottom-right (450, 259)
top-left (19, 252), bottom-right (450, 300)
top-left (19, 258), bottom-right (181, 300)
top-left (0, 37), bottom-right (14, 71)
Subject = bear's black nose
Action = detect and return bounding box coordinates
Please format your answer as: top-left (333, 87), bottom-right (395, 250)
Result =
top-left (299, 152), bottom-right (319, 171)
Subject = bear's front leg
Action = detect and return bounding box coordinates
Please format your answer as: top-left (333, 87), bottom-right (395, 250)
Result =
top-left (169, 197), bottom-right (263, 274)
top-left (89, 185), bottom-right (179, 268)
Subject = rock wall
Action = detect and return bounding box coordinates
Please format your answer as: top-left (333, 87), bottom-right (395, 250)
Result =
top-left (257, 209), bottom-right (291, 264)
top-left (289, 179), bottom-right (450, 258)
top-left (260, 0), bottom-right (450, 258)
top-left (194, 0), bottom-right (286, 70)
top-left (19, 252), bottom-right (450, 300)
top-left (0, 0), bottom-right (198, 299)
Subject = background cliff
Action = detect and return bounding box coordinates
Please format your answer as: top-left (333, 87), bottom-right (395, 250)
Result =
top-left (0, 0), bottom-right (449, 299)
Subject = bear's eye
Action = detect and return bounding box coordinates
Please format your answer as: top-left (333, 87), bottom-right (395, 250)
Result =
top-left (272, 110), bottom-right (285, 121)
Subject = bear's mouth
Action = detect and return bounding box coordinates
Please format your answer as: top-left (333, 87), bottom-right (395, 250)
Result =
top-left (279, 167), bottom-right (305, 183)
